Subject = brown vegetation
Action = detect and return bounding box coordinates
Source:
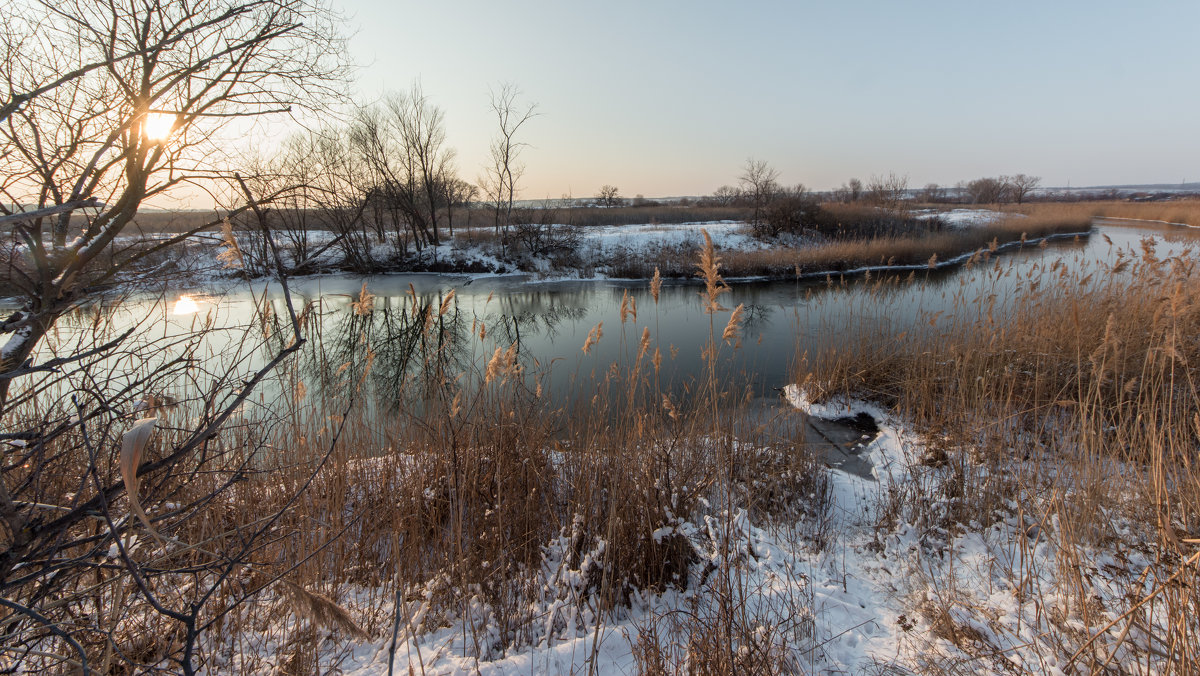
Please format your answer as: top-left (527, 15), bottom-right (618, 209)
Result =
top-left (1013, 199), bottom-right (1200, 228)
top-left (609, 211), bottom-right (1091, 279)
top-left (1, 238), bottom-right (830, 672)
top-left (798, 236), bottom-right (1200, 672)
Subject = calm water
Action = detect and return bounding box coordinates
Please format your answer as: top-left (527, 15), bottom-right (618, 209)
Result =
top-left (28, 220), bottom-right (1200, 417)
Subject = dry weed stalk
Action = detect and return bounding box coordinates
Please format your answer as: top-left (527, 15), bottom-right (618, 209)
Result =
top-left (217, 217), bottom-right (246, 269)
top-left (581, 321), bottom-right (603, 354)
top-left (697, 230), bottom-right (729, 314)
top-left (721, 304), bottom-right (744, 345)
top-left (277, 579), bottom-right (370, 641)
top-left (352, 281), bottom-right (375, 316)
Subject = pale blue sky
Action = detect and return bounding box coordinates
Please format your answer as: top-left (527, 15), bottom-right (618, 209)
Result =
top-left (337, 0), bottom-right (1200, 198)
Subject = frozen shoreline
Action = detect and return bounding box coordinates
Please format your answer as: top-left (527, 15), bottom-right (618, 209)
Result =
top-left (48, 209), bottom-right (1093, 303)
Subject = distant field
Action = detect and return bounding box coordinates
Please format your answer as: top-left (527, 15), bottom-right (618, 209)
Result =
top-left (128, 210), bottom-right (227, 233)
top-left (117, 204), bottom-right (755, 234)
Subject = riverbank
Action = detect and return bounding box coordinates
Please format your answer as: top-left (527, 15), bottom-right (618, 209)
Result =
top-left (790, 232), bottom-right (1200, 673)
top-left (208, 225), bottom-right (1197, 674)
top-left (9, 219), bottom-right (1198, 673)
top-left (25, 207), bottom-right (1091, 300)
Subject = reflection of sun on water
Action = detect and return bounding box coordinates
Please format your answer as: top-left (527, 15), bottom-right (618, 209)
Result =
top-left (172, 295), bottom-right (200, 315)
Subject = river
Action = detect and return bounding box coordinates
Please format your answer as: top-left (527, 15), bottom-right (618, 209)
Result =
top-left (22, 219), bottom-right (1199, 423)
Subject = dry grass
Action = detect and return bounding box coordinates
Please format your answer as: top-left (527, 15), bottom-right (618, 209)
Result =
top-left (550, 205), bottom-right (751, 228)
top-left (614, 212), bottom-right (1092, 280)
top-left (799, 235), bottom-right (1200, 672)
top-left (2, 238), bottom-right (830, 673)
top-left (1014, 199), bottom-right (1200, 228)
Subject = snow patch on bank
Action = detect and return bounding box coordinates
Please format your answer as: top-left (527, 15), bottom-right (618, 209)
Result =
top-left (578, 220), bottom-right (762, 253)
top-left (916, 208), bottom-right (1012, 229)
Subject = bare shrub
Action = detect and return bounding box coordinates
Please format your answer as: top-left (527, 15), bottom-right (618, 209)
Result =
top-left (759, 185), bottom-right (821, 238)
top-left (507, 208), bottom-right (581, 267)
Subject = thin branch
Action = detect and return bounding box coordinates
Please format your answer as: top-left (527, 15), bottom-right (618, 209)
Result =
top-left (0, 198), bottom-right (104, 226)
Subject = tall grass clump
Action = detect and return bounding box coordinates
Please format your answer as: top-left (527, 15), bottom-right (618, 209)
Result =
top-left (798, 235), bottom-right (1200, 671)
top-left (1017, 198), bottom-right (1200, 229)
top-left (606, 211), bottom-right (1091, 280)
top-left (0, 232), bottom-right (837, 672)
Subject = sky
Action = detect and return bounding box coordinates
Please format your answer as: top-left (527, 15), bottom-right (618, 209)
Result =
top-left (329, 0), bottom-right (1199, 199)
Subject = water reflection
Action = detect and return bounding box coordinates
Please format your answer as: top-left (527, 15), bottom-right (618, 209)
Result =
top-left (172, 295), bottom-right (201, 315)
top-left (30, 221), bottom-right (1200, 422)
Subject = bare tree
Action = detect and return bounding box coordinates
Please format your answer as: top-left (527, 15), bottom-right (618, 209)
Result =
top-left (865, 172), bottom-right (909, 211)
top-left (1, 0), bottom-right (348, 369)
top-left (710, 185), bottom-right (740, 206)
top-left (1007, 173), bottom-right (1041, 204)
top-left (738, 158), bottom-right (781, 233)
top-left (0, 0), bottom-right (222, 127)
top-left (597, 185), bottom-right (621, 207)
top-left (349, 84), bottom-right (458, 256)
top-left (964, 176), bottom-right (1011, 204)
top-left (918, 182), bottom-right (947, 203)
top-left (0, 1), bottom-right (350, 671)
top-left (228, 129), bottom-right (367, 275)
top-left (481, 84), bottom-right (538, 239)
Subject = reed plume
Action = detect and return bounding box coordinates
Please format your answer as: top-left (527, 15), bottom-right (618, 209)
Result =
top-left (217, 217), bottom-right (245, 269)
top-left (697, 230), bottom-right (729, 314)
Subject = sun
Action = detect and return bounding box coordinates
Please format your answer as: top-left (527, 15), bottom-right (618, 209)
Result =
top-left (143, 112), bottom-right (176, 141)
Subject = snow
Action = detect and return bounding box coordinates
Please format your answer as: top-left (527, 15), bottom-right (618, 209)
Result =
top-left (282, 396), bottom-right (906, 675)
top-left (915, 208), bottom-right (1011, 229)
top-left (577, 220), bottom-right (762, 253)
top-left (222, 386), bottom-right (1168, 675)
top-left (1, 323), bottom-right (31, 361)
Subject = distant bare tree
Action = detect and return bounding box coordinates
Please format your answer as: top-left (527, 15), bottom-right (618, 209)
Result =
top-left (964, 176), bottom-right (1011, 204)
top-left (387, 84), bottom-right (456, 248)
top-left (832, 178), bottom-right (865, 204)
top-left (444, 177), bottom-right (478, 236)
top-left (598, 185), bottom-right (621, 207)
top-left (350, 84), bottom-right (457, 254)
top-left (739, 158), bottom-right (781, 232)
top-left (711, 185), bottom-right (740, 206)
top-left (847, 178), bottom-right (864, 203)
top-left (761, 184), bottom-right (819, 237)
top-left (919, 182), bottom-right (947, 203)
top-left (481, 84), bottom-right (538, 238)
top-left (1007, 174), bottom-right (1041, 204)
top-left (866, 172), bottom-right (909, 211)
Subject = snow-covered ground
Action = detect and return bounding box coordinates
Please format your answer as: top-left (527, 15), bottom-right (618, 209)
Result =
top-left (574, 220), bottom-right (762, 254)
top-left (224, 384), bottom-right (1156, 675)
top-left (12, 212), bottom-right (1029, 296)
top-left (85, 220), bottom-right (776, 290)
top-left (915, 208), bottom-right (1011, 229)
